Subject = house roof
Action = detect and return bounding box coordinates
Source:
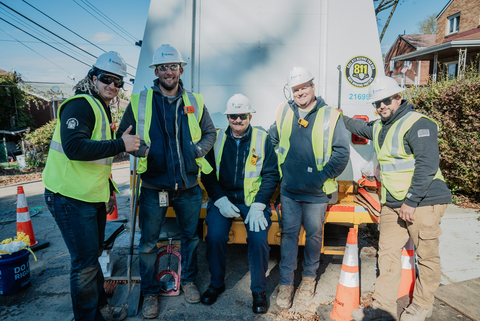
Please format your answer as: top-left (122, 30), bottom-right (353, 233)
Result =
top-left (0, 68), bottom-right (10, 76)
top-left (392, 39), bottom-right (480, 61)
top-left (385, 34), bottom-right (437, 60)
top-left (401, 34), bottom-right (436, 49)
top-left (19, 81), bottom-right (74, 102)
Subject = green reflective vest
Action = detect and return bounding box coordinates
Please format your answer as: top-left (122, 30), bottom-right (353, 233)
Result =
top-left (373, 111), bottom-right (445, 203)
top-left (214, 127), bottom-right (267, 206)
top-left (275, 102), bottom-right (340, 194)
top-left (130, 89), bottom-right (213, 175)
top-left (43, 94), bottom-right (118, 203)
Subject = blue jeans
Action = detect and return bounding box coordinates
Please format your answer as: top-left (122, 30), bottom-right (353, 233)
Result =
top-left (138, 185), bottom-right (202, 296)
top-left (279, 194), bottom-right (327, 286)
top-left (44, 188), bottom-right (108, 321)
top-left (205, 201), bottom-right (271, 293)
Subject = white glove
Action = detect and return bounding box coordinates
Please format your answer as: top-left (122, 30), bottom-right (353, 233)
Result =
top-left (244, 202), bottom-right (268, 232)
top-left (214, 196), bottom-right (240, 218)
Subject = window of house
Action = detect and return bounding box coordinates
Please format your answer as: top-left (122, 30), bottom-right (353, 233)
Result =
top-left (444, 61), bottom-right (458, 79)
top-left (447, 13), bottom-right (460, 34)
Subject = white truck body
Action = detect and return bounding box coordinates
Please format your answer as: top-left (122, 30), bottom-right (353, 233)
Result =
top-left (133, 0), bottom-right (384, 183)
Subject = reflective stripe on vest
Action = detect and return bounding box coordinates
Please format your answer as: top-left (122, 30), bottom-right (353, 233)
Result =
top-left (373, 111), bottom-right (445, 203)
top-left (42, 94), bottom-right (116, 203)
top-left (131, 88), bottom-right (212, 175)
top-left (276, 102), bottom-right (340, 194)
top-left (214, 127), bottom-right (267, 206)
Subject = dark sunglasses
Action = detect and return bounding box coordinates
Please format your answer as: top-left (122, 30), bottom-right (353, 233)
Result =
top-left (372, 95), bottom-right (398, 109)
top-left (98, 73), bottom-right (124, 88)
top-left (228, 114), bottom-right (249, 120)
top-left (156, 63), bottom-right (180, 71)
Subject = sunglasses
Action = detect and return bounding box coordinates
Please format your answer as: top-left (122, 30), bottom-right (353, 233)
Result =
top-left (372, 96), bottom-right (397, 109)
top-left (156, 63), bottom-right (180, 71)
top-left (228, 114), bottom-right (249, 120)
top-left (98, 74), bottom-right (124, 88)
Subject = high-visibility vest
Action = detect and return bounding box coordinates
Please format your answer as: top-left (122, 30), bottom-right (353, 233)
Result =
top-left (130, 89), bottom-right (213, 175)
top-left (214, 127), bottom-right (267, 206)
top-left (43, 94), bottom-right (118, 203)
top-left (276, 102), bottom-right (340, 194)
top-left (373, 111), bottom-right (445, 203)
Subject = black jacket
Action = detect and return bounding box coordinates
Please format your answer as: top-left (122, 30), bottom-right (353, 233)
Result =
top-left (201, 125), bottom-right (279, 206)
top-left (59, 90), bottom-right (125, 161)
top-left (343, 101), bottom-right (452, 208)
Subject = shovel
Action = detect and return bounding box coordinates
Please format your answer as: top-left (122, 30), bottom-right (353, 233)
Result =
top-left (109, 157), bottom-right (141, 316)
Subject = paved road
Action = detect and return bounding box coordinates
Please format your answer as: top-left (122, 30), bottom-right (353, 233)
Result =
top-left (0, 163), bottom-right (477, 320)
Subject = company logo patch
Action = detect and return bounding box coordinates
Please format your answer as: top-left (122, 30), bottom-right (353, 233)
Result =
top-left (345, 56), bottom-right (377, 88)
top-left (417, 129), bottom-right (430, 137)
top-left (66, 118), bottom-right (79, 129)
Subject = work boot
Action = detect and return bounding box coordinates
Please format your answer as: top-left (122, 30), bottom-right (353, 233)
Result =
top-left (201, 284), bottom-right (225, 305)
top-left (297, 276), bottom-right (316, 299)
top-left (351, 307), bottom-right (397, 321)
top-left (400, 303), bottom-right (433, 321)
top-left (142, 295), bottom-right (159, 319)
top-left (99, 303), bottom-right (126, 321)
top-left (252, 291), bottom-right (268, 314)
top-left (275, 285), bottom-right (294, 309)
top-left (182, 282), bottom-right (201, 304)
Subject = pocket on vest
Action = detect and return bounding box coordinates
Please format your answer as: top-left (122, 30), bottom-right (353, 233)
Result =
top-left (148, 139), bottom-right (167, 173)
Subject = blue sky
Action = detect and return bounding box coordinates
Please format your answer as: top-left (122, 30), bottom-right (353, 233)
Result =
top-left (0, 0), bottom-right (449, 88)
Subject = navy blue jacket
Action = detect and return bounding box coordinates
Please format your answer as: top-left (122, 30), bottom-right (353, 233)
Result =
top-left (268, 97), bottom-right (350, 203)
top-left (202, 125), bottom-right (279, 206)
top-left (117, 80), bottom-right (216, 190)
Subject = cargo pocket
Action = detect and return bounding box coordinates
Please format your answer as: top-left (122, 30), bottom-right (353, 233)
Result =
top-left (417, 228), bottom-right (442, 259)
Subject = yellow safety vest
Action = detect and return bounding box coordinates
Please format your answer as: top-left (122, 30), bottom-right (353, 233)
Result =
top-left (130, 89), bottom-right (213, 175)
top-left (214, 127), bottom-right (267, 206)
top-left (43, 94), bottom-right (118, 203)
top-left (276, 102), bottom-right (340, 194)
top-left (373, 111), bottom-right (445, 203)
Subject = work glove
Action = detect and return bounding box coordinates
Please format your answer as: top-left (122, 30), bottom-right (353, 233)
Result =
top-left (244, 202), bottom-right (268, 232)
top-left (105, 195), bottom-right (116, 215)
top-left (214, 196), bottom-right (240, 218)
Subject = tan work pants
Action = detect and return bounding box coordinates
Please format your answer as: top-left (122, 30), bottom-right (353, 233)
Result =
top-left (372, 204), bottom-right (447, 317)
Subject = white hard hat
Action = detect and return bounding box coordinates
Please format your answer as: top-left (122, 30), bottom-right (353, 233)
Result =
top-left (224, 94), bottom-right (256, 115)
top-left (149, 44), bottom-right (187, 69)
top-left (368, 76), bottom-right (405, 102)
top-left (287, 66), bottom-right (314, 88)
top-left (93, 51), bottom-right (127, 77)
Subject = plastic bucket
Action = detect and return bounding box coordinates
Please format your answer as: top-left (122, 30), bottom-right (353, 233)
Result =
top-left (0, 249), bottom-right (31, 295)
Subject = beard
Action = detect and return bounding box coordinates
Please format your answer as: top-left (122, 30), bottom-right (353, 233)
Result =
top-left (159, 76), bottom-right (179, 91)
top-left (381, 114), bottom-right (393, 122)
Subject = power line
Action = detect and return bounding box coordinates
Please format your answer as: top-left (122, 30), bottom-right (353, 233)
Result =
top-left (1, 1), bottom-right (136, 73)
top-left (0, 17), bottom-right (91, 67)
top-left (81, 0), bottom-right (138, 43)
top-left (21, 0), bottom-right (106, 53)
top-left (72, 0), bottom-right (139, 47)
top-left (0, 26), bottom-right (73, 75)
top-left (0, 1), bottom-right (97, 59)
top-left (0, 7), bottom-right (95, 64)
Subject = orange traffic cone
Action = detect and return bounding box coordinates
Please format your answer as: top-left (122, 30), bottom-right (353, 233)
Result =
top-left (16, 186), bottom-right (37, 246)
top-left (16, 186), bottom-right (49, 251)
top-left (317, 228), bottom-right (360, 320)
top-left (107, 193), bottom-right (119, 220)
top-left (398, 237), bottom-right (415, 300)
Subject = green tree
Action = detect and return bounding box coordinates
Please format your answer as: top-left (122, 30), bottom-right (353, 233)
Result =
top-left (417, 14), bottom-right (437, 34)
top-left (0, 73), bottom-right (36, 129)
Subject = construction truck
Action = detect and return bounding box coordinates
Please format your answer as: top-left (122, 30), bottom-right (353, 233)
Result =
top-left (132, 0), bottom-right (382, 255)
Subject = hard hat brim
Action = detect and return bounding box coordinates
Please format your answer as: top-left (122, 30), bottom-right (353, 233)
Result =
top-left (149, 62), bottom-right (188, 69)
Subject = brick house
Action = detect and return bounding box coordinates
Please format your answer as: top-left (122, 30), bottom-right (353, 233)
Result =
top-left (384, 34), bottom-right (436, 86)
top-left (391, 0), bottom-right (480, 82)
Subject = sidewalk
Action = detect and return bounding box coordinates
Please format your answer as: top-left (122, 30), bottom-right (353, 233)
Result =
top-left (0, 163), bottom-right (478, 320)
